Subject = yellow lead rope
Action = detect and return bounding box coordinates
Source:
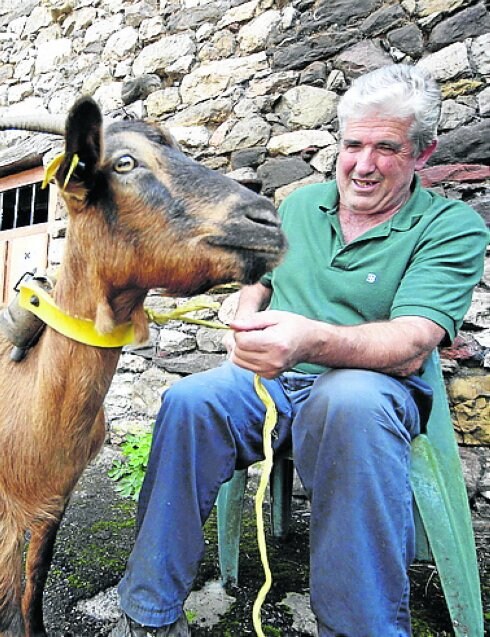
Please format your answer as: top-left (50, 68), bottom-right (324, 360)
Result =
top-left (150, 308), bottom-right (277, 635)
top-left (252, 374), bottom-right (278, 637)
top-left (148, 311), bottom-right (277, 634)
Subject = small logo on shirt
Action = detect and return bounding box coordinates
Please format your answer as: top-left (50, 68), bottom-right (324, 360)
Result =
top-left (366, 273), bottom-right (377, 283)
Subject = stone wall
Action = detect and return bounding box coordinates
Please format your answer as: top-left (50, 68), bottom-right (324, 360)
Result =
top-left (0, 0), bottom-right (488, 495)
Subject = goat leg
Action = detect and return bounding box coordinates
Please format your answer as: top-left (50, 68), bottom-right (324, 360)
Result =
top-left (0, 533), bottom-right (25, 637)
top-left (0, 594), bottom-right (24, 637)
top-left (0, 612), bottom-right (24, 637)
top-left (22, 505), bottom-right (67, 637)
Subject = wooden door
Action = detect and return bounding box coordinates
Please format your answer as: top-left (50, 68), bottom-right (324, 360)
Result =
top-left (2, 231), bottom-right (48, 304)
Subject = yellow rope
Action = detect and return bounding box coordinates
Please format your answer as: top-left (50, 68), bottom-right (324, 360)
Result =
top-left (147, 307), bottom-right (277, 635)
top-left (148, 303), bottom-right (278, 636)
top-left (252, 374), bottom-right (278, 637)
top-left (144, 300), bottom-right (224, 330)
top-left (149, 302), bottom-right (278, 635)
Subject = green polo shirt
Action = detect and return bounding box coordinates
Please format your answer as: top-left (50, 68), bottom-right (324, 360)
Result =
top-left (262, 177), bottom-right (489, 374)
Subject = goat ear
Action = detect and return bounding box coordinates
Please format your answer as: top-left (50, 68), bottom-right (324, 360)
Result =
top-left (57, 97), bottom-right (103, 190)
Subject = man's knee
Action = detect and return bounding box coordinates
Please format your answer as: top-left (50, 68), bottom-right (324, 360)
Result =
top-left (155, 363), bottom-right (258, 444)
top-left (159, 371), bottom-right (210, 411)
top-left (295, 369), bottom-right (415, 448)
top-left (308, 369), bottom-right (397, 425)
top-left (158, 364), bottom-right (240, 416)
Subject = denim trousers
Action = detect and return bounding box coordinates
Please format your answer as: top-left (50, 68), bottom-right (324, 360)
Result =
top-left (117, 362), bottom-right (432, 636)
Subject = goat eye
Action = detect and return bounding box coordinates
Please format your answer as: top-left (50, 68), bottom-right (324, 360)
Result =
top-left (114, 155), bottom-right (137, 173)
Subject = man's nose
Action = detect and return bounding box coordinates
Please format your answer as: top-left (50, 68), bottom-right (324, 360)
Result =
top-left (355, 147), bottom-right (376, 175)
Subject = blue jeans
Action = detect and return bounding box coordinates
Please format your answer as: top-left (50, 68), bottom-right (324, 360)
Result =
top-left (117, 362), bottom-right (432, 636)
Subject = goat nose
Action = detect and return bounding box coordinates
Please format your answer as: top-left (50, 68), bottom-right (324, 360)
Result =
top-left (243, 200), bottom-right (281, 227)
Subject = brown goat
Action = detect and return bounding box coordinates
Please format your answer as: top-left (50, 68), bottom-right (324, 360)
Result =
top-left (0, 96), bottom-right (285, 637)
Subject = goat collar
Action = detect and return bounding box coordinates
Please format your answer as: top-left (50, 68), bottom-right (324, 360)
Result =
top-left (18, 281), bottom-right (136, 348)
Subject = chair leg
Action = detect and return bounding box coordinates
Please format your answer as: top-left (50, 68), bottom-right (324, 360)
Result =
top-left (270, 457), bottom-right (294, 539)
top-left (414, 502), bottom-right (432, 562)
top-left (411, 435), bottom-right (483, 637)
top-left (217, 469), bottom-right (248, 586)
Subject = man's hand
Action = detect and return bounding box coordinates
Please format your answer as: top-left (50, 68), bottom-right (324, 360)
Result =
top-left (229, 311), bottom-right (312, 378)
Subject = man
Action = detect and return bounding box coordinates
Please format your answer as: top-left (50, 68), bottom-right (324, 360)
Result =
top-left (112, 64), bottom-right (488, 636)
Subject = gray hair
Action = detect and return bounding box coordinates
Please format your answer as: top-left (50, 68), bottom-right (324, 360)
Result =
top-left (337, 64), bottom-right (441, 156)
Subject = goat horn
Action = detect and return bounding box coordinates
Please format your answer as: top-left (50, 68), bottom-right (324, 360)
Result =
top-left (0, 114), bottom-right (66, 136)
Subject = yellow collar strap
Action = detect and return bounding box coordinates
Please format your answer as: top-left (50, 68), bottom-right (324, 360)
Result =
top-left (18, 281), bottom-right (135, 348)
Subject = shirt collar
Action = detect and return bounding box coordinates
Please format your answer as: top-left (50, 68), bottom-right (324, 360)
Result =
top-left (319, 175), bottom-right (429, 235)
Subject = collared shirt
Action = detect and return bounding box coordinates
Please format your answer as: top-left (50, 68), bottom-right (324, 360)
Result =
top-left (261, 177), bottom-right (489, 375)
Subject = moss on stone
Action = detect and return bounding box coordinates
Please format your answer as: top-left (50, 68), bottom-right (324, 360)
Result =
top-left (441, 79), bottom-right (483, 99)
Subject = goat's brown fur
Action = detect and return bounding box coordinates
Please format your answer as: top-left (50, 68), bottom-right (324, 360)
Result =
top-left (0, 97), bottom-right (285, 636)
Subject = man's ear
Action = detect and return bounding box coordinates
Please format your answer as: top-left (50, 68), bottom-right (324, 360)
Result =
top-left (415, 140), bottom-right (437, 170)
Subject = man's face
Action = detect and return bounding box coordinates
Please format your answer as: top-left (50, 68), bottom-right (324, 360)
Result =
top-left (336, 116), bottom-right (435, 216)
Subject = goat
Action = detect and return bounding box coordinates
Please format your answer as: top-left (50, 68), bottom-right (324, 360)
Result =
top-left (0, 96), bottom-right (286, 637)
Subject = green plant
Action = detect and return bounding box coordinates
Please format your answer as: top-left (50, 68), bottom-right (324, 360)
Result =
top-left (263, 626), bottom-right (282, 636)
top-left (108, 430), bottom-right (153, 500)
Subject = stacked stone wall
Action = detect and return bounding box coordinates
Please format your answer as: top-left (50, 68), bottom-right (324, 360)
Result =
top-left (0, 0), bottom-right (488, 498)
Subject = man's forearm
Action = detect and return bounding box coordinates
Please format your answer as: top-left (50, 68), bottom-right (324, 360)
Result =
top-left (305, 316), bottom-right (445, 376)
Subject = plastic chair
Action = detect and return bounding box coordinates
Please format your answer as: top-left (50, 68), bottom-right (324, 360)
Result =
top-left (216, 350), bottom-right (483, 637)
